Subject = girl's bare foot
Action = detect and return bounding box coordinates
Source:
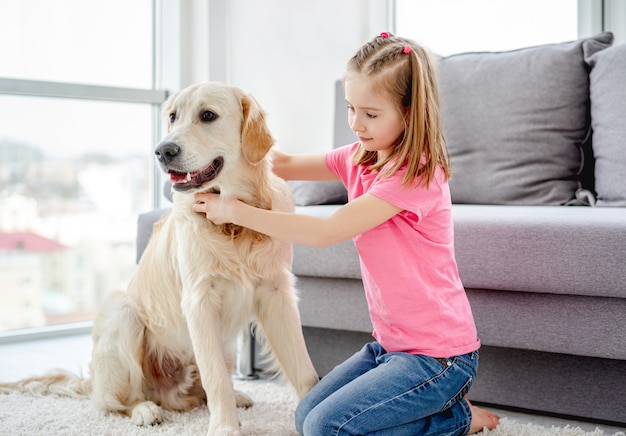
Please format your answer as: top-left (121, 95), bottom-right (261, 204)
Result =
top-left (468, 400), bottom-right (500, 434)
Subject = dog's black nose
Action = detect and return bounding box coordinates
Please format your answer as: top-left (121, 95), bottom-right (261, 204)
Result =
top-left (155, 141), bottom-right (180, 164)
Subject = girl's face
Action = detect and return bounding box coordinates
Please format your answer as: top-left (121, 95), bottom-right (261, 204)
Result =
top-left (344, 73), bottom-right (406, 161)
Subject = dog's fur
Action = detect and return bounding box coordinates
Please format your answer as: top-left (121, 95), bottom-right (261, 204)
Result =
top-left (0, 83), bottom-right (319, 435)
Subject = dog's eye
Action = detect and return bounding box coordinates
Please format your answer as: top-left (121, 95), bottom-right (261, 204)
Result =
top-left (201, 111), bottom-right (217, 122)
top-left (169, 113), bottom-right (176, 123)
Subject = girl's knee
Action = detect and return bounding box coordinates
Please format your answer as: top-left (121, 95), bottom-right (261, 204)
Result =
top-left (299, 408), bottom-right (329, 436)
top-left (296, 400), bottom-right (337, 436)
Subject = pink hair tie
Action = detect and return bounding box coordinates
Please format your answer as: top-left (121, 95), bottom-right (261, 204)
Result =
top-left (379, 32), bottom-right (390, 39)
top-left (403, 45), bottom-right (412, 54)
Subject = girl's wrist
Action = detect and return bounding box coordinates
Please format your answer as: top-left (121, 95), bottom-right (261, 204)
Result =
top-left (231, 199), bottom-right (247, 226)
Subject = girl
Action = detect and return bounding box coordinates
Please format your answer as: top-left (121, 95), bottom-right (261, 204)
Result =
top-left (193, 33), bottom-right (499, 435)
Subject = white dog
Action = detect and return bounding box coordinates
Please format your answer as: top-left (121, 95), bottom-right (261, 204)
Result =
top-left (1, 83), bottom-right (319, 435)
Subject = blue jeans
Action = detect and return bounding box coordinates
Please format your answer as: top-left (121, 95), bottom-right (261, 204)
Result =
top-left (295, 342), bottom-right (478, 436)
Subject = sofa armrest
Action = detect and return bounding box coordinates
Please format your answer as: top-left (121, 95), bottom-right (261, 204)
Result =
top-left (136, 208), bottom-right (171, 263)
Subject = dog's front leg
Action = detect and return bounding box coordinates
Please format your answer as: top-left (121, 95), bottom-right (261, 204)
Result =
top-left (181, 284), bottom-right (240, 436)
top-left (255, 276), bottom-right (319, 399)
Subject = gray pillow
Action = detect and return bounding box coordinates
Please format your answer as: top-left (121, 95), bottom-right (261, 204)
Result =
top-left (588, 43), bottom-right (626, 206)
top-left (288, 180), bottom-right (348, 206)
top-left (439, 32), bottom-right (613, 205)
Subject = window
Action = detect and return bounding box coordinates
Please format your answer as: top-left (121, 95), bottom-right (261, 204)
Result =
top-left (395, 0), bottom-right (579, 56)
top-left (0, 0), bottom-right (166, 333)
top-left (0, 1), bottom-right (153, 88)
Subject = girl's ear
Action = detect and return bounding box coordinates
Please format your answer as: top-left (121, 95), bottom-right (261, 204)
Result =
top-left (240, 94), bottom-right (275, 164)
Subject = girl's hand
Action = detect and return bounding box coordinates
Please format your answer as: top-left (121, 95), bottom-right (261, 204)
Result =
top-left (192, 193), bottom-right (237, 225)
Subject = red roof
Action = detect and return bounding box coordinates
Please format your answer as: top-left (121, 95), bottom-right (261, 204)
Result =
top-left (0, 232), bottom-right (66, 252)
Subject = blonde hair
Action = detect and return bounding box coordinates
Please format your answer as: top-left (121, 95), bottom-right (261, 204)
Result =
top-left (345, 33), bottom-right (449, 188)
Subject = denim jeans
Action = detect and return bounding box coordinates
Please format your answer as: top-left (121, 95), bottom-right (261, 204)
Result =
top-left (295, 342), bottom-right (478, 436)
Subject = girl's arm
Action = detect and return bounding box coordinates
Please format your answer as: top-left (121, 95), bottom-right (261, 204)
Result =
top-left (192, 192), bottom-right (402, 247)
top-left (272, 150), bottom-right (339, 181)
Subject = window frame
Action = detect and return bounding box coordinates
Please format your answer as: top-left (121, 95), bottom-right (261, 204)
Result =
top-left (0, 79), bottom-right (166, 103)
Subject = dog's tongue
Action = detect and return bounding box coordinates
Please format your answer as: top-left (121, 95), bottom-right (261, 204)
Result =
top-left (169, 171), bottom-right (192, 183)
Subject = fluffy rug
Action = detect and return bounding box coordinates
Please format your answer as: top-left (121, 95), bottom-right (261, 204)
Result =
top-left (0, 378), bottom-right (622, 436)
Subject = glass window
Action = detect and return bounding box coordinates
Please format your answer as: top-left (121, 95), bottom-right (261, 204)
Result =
top-left (0, 0), bottom-right (153, 88)
top-left (0, 0), bottom-right (161, 333)
top-left (396, 0), bottom-right (578, 56)
top-left (0, 96), bottom-right (153, 330)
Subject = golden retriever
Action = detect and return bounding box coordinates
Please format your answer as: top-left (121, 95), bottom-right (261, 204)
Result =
top-left (0, 82), bottom-right (319, 435)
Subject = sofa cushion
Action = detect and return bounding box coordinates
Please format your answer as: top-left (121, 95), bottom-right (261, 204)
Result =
top-left (294, 204), bottom-right (626, 300)
top-left (293, 205), bottom-right (361, 279)
top-left (452, 204), bottom-right (626, 299)
top-left (438, 32), bottom-right (613, 205)
top-left (288, 180), bottom-right (348, 206)
top-left (588, 43), bottom-right (626, 206)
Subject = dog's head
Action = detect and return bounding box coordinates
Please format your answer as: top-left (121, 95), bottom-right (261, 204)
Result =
top-left (155, 82), bottom-right (274, 194)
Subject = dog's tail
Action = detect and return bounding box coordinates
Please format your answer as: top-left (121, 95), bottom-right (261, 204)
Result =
top-left (0, 370), bottom-right (91, 398)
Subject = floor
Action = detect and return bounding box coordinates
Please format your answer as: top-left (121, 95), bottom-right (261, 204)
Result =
top-left (0, 333), bottom-right (624, 434)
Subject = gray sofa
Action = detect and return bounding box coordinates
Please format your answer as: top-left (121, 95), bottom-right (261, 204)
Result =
top-left (137, 33), bottom-right (626, 425)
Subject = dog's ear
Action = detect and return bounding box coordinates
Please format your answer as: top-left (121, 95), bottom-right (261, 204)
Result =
top-left (161, 92), bottom-right (178, 133)
top-left (241, 94), bottom-right (274, 164)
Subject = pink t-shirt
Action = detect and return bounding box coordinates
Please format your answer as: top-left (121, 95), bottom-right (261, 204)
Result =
top-left (326, 143), bottom-right (480, 358)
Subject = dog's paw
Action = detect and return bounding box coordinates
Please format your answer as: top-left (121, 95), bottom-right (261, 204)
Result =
top-left (234, 389), bottom-right (253, 409)
top-left (130, 401), bottom-right (163, 426)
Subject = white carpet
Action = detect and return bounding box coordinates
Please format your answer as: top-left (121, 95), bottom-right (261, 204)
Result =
top-left (0, 378), bottom-right (623, 436)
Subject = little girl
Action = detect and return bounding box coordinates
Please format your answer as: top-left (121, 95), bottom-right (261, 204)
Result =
top-left (194, 33), bottom-right (499, 435)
